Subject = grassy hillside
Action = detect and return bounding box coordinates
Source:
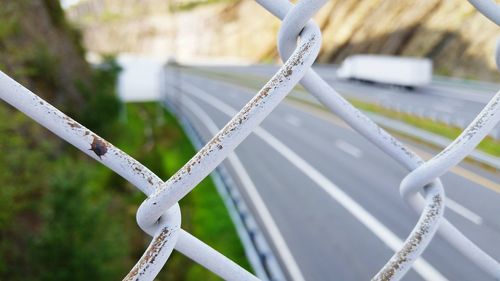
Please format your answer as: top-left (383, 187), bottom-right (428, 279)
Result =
top-left (0, 0), bottom-right (125, 275)
top-left (0, 1), bottom-right (249, 280)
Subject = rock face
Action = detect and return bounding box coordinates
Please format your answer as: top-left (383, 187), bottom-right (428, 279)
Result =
top-left (69, 0), bottom-right (500, 81)
top-left (0, 0), bottom-right (90, 111)
top-left (319, 0), bottom-right (500, 81)
top-left (68, 0), bottom-right (282, 62)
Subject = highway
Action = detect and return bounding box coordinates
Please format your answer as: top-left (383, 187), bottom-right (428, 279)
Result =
top-left (162, 65), bottom-right (500, 281)
top-left (191, 64), bottom-right (500, 139)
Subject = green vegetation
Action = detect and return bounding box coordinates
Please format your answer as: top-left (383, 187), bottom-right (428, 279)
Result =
top-left (76, 56), bottom-right (123, 137)
top-left (0, 56), bottom-right (127, 280)
top-left (0, 83), bottom-right (250, 280)
top-left (118, 104), bottom-right (251, 281)
top-left (34, 162), bottom-right (129, 281)
top-left (0, 106), bottom-right (57, 279)
top-left (0, 1), bottom-right (250, 280)
top-left (435, 66), bottom-right (451, 77)
top-left (100, 11), bottom-right (123, 23)
top-left (42, 0), bottom-right (67, 28)
top-left (25, 44), bottom-right (60, 88)
top-left (349, 99), bottom-right (500, 157)
top-left (0, 0), bottom-right (90, 111)
top-left (0, 9), bottom-right (19, 41)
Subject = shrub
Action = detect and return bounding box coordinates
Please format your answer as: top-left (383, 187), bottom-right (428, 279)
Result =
top-left (33, 160), bottom-right (129, 281)
top-left (77, 56), bottom-right (123, 137)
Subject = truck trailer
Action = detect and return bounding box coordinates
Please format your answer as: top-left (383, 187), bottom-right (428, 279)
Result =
top-left (337, 55), bottom-right (433, 89)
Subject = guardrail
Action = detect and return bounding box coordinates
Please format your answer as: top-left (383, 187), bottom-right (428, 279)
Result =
top-left (283, 89), bottom-right (500, 170)
top-left (1, 0), bottom-right (500, 280)
top-left (161, 92), bottom-right (286, 281)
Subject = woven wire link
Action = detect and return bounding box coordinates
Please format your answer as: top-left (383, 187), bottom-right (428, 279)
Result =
top-left (0, 0), bottom-right (500, 281)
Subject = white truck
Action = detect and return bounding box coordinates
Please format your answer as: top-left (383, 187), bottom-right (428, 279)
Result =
top-left (337, 55), bottom-right (433, 89)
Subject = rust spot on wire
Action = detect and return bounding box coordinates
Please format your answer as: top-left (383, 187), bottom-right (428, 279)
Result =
top-left (123, 227), bottom-right (172, 281)
top-left (435, 93), bottom-right (500, 160)
top-left (90, 137), bottom-right (108, 159)
top-left (68, 121), bottom-right (81, 129)
top-left (374, 193), bottom-right (442, 280)
top-left (148, 33), bottom-right (317, 205)
top-left (61, 115), bottom-right (82, 129)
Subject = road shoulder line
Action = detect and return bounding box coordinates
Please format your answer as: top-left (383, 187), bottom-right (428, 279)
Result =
top-left (181, 81), bottom-right (448, 281)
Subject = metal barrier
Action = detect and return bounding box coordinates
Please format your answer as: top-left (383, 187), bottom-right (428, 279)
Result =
top-left (1, 0), bottom-right (500, 280)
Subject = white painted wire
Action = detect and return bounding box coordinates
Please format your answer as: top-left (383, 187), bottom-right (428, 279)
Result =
top-left (0, 0), bottom-right (499, 280)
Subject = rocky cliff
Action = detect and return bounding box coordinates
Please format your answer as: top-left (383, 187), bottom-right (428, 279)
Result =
top-left (0, 0), bottom-right (91, 113)
top-left (68, 0), bottom-right (500, 81)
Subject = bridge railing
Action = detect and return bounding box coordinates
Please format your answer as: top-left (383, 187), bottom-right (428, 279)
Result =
top-left (1, 0), bottom-right (500, 280)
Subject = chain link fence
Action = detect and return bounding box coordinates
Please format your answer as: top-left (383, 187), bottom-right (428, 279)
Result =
top-left (1, 0), bottom-right (500, 280)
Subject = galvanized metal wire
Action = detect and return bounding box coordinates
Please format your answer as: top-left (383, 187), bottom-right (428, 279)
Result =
top-left (0, 0), bottom-right (499, 280)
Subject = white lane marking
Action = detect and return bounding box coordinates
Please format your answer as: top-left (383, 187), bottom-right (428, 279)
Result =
top-left (180, 97), bottom-right (306, 281)
top-left (284, 114), bottom-right (302, 127)
top-left (182, 83), bottom-right (448, 281)
top-left (335, 139), bottom-right (363, 159)
top-left (446, 198), bottom-right (483, 225)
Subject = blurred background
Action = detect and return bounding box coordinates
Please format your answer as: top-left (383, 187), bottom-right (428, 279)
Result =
top-left (67, 0), bottom-right (500, 80)
top-left (0, 0), bottom-right (499, 281)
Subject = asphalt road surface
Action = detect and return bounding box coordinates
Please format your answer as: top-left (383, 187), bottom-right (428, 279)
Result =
top-left (191, 64), bottom-right (500, 139)
top-left (162, 65), bottom-right (500, 281)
